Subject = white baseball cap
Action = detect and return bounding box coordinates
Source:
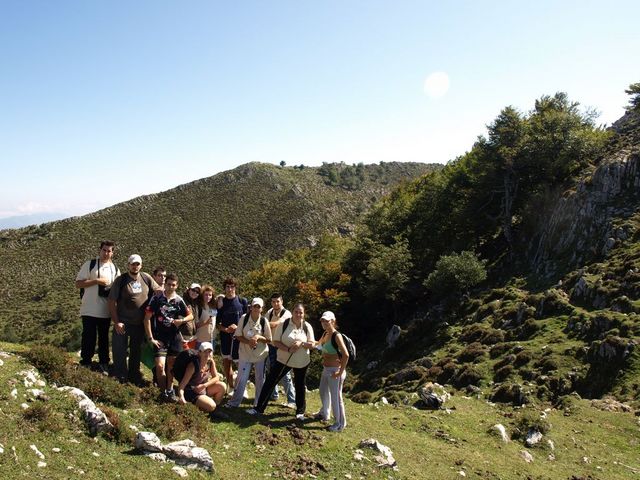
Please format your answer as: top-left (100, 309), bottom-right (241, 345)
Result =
top-left (128, 254), bottom-right (142, 264)
top-left (251, 297), bottom-right (264, 308)
top-left (320, 311), bottom-right (336, 321)
top-left (198, 342), bottom-right (213, 352)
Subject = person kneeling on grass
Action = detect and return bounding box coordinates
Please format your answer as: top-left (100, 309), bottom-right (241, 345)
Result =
top-left (177, 342), bottom-right (228, 420)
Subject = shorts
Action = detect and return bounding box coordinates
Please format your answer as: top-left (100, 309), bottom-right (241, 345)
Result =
top-left (154, 333), bottom-right (183, 357)
top-left (219, 331), bottom-right (239, 361)
top-left (182, 337), bottom-right (198, 350)
top-left (183, 385), bottom-right (203, 404)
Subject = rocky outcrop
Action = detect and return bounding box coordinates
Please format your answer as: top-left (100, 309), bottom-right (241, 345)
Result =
top-left (531, 144), bottom-right (639, 277)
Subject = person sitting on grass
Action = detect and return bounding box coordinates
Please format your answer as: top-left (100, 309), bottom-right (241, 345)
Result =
top-left (177, 342), bottom-right (228, 420)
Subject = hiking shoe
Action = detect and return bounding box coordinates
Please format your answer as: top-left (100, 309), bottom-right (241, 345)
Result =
top-left (209, 409), bottom-right (230, 421)
top-left (225, 402), bottom-right (240, 408)
top-left (283, 402), bottom-right (296, 409)
top-left (328, 424), bottom-right (344, 432)
top-left (245, 408), bottom-right (260, 416)
top-left (166, 390), bottom-right (178, 403)
top-left (312, 412), bottom-right (328, 422)
top-left (158, 391), bottom-right (170, 403)
top-left (98, 363), bottom-right (109, 376)
top-left (295, 413), bottom-right (305, 421)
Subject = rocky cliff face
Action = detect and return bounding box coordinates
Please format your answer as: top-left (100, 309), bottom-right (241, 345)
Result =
top-left (530, 111), bottom-right (640, 278)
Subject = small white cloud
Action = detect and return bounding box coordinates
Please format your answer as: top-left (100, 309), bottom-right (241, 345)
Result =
top-left (424, 72), bottom-right (450, 98)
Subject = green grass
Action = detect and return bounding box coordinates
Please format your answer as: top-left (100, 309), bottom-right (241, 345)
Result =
top-left (1, 342), bottom-right (639, 479)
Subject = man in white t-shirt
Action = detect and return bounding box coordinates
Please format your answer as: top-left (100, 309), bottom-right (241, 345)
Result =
top-left (266, 293), bottom-right (295, 406)
top-left (75, 240), bottom-right (120, 375)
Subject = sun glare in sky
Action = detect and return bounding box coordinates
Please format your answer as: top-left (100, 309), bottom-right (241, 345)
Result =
top-left (423, 72), bottom-right (450, 98)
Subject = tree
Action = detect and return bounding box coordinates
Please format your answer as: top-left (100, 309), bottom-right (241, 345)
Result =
top-left (424, 250), bottom-right (487, 298)
top-left (279, 160), bottom-right (286, 167)
top-left (625, 82), bottom-right (640, 112)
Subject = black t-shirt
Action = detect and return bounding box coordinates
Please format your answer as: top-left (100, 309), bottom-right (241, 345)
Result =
top-left (146, 293), bottom-right (190, 337)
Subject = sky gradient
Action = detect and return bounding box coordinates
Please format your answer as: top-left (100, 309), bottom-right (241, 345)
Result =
top-left (1, 1), bottom-right (639, 223)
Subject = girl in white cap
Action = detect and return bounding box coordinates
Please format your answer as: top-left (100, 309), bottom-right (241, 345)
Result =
top-left (177, 342), bottom-right (228, 420)
top-left (314, 311), bottom-right (348, 432)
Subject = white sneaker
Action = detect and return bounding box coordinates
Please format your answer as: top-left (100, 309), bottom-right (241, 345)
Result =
top-left (246, 408), bottom-right (259, 416)
top-left (283, 402), bottom-right (296, 409)
top-left (295, 413), bottom-right (305, 421)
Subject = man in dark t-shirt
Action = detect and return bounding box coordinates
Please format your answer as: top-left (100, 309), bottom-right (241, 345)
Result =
top-left (143, 273), bottom-right (192, 402)
top-left (216, 277), bottom-right (248, 393)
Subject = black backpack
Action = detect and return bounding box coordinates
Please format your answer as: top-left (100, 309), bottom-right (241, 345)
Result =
top-left (79, 258), bottom-right (98, 299)
top-left (281, 318), bottom-right (313, 341)
top-left (241, 313), bottom-right (267, 332)
top-left (331, 331), bottom-right (356, 361)
top-left (172, 349), bottom-right (200, 382)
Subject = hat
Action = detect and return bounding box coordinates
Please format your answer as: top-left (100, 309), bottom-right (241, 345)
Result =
top-left (189, 283), bottom-right (201, 290)
top-left (320, 311), bottom-right (336, 321)
top-left (251, 297), bottom-right (264, 308)
top-left (128, 254), bottom-right (142, 264)
top-left (198, 341), bottom-right (213, 352)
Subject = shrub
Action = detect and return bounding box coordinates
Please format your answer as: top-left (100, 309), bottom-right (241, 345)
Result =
top-left (489, 343), bottom-right (511, 358)
top-left (452, 364), bottom-right (483, 388)
top-left (536, 357), bottom-right (559, 373)
top-left (494, 365), bottom-right (514, 382)
top-left (351, 391), bottom-right (373, 404)
top-left (494, 354), bottom-right (516, 371)
top-left (21, 401), bottom-right (63, 433)
top-left (437, 361), bottom-right (458, 384)
top-left (460, 324), bottom-right (505, 345)
top-left (457, 342), bottom-right (487, 362)
top-left (490, 382), bottom-right (530, 405)
top-left (514, 350), bottom-right (533, 367)
top-left (100, 406), bottom-right (136, 445)
top-left (143, 403), bottom-right (209, 442)
top-left (425, 251), bottom-right (487, 297)
top-left (512, 410), bottom-right (551, 440)
top-left (24, 345), bottom-right (71, 383)
top-left (64, 367), bottom-right (136, 408)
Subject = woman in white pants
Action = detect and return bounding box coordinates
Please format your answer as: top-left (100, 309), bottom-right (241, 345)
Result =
top-left (226, 297), bottom-right (271, 408)
top-left (314, 311), bottom-right (349, 432)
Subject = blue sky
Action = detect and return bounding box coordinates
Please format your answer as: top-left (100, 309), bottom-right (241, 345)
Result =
top-left (1, 1), bottom-right (638, 222)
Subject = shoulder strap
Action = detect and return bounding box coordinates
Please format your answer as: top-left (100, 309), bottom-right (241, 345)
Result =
top-left (89, 258), bottom-right (97, 274)
top-left (281, 318), bottom-right (291, 341)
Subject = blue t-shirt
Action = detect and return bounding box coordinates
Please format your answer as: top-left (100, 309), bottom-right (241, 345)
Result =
top-left (218, 296), bottom-right (248, 328)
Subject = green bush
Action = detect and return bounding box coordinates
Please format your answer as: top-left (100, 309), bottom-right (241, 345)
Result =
top-left (64, 367), bottom-right (136, 408)
top-left (21, 401), bottom-right (64, 433)
top-left (512, 410), bottom-right (551, 440)
top-left (24, 345), bottom-right (71, 383)
top-left (425, 251), bottom-right (487, 297)
top-left (143, 403), bottom-right (210, 442)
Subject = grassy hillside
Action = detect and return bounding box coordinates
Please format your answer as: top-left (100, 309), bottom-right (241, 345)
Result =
top-left (1, 342), bottom-right (639, 479)
top-left (0, 161), bottom-right (436, 347)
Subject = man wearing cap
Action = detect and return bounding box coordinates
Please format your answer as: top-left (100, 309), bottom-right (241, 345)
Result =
top-left (108, 254), bottom-right (160, 384)
top-left (216, 277), bottom-right (248, 393)
top-left (226, 297), bottom-right (272, 408)
top-left (143, 273), bottom-right (192, 402)
top-left (75, 240), bottom-right (120, 375)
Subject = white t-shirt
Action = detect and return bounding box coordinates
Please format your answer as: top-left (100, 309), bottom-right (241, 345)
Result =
top-left (196, 306), bottom-right (217, 343)
top-left (235, 314), bottom-right (272, 363)
top-left (274, 320), bottom-right (315, 369)
top-left (76, 258), bottom-right (119, 318)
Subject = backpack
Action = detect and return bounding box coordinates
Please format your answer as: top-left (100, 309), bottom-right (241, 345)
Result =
top-left (172, 349), bottom-right (200, 382)
top-left (241, 313), bottom-right (267, 333)
top-left (268, 308), bottom-right (288, 321)
top-left (331, 331), bottom-right (356, 361)
top-left (79, 258), bottom-right (98, 299)
top-left (281, 318), bottom-right (313, 341)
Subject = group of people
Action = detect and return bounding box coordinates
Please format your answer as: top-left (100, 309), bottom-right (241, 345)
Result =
top-left (75, 240), bottom-right (350, 431)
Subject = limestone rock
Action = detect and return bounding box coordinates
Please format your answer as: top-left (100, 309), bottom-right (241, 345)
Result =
top-left (419, 382), bottom-right (451, 409)
top-left (172, 466), bottom-right (188, 477)
top-left (58, 386), bottom-right (113, 435)
top-left (520, 450), bottom-right (534, 463)
top-left (136, 432), bottom-right (214, 471)
top-left (525, 429), bottom-right (543, 447)
top-left (359, 438), bottom-right (397, 470)
top-left (491, 424), bottom-right (509, 443)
